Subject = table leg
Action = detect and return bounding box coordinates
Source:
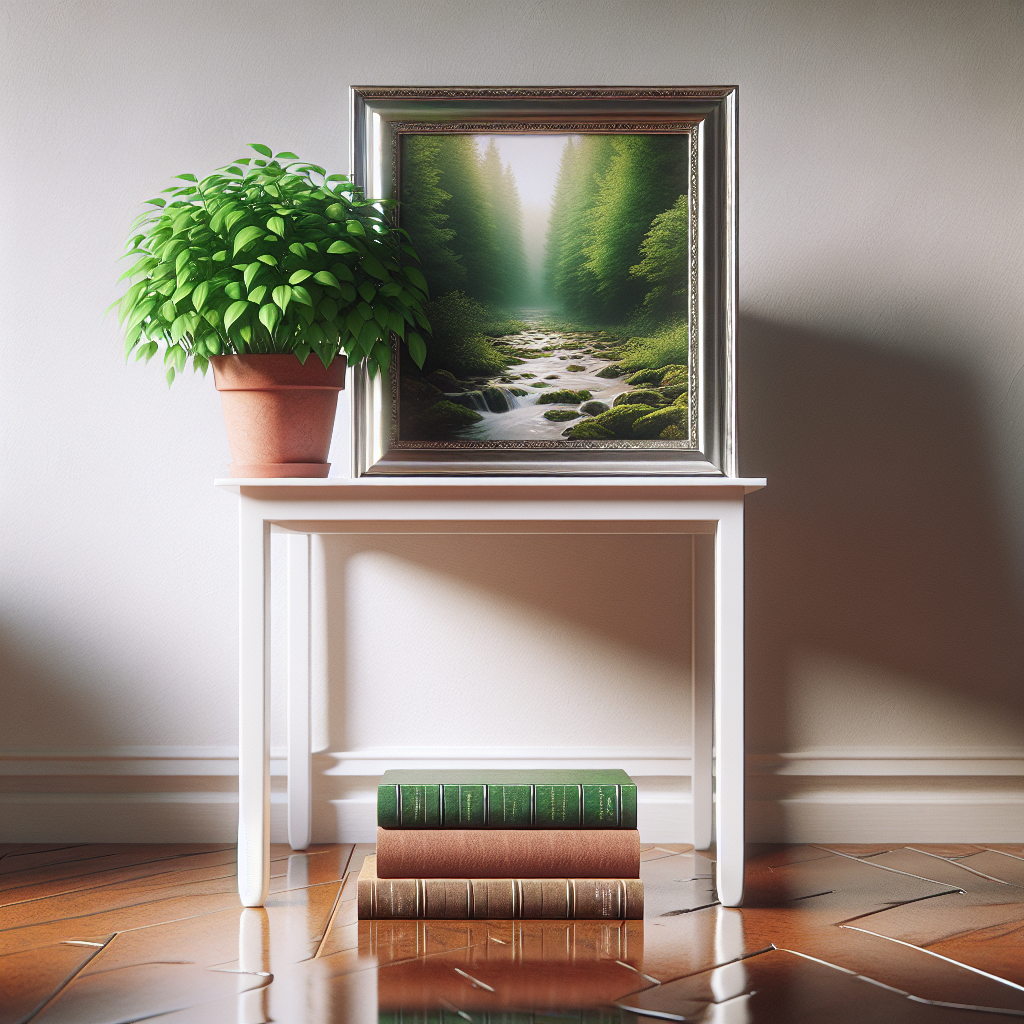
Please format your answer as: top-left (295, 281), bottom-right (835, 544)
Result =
top-left (691, 533), bottom-right (715, 850)
top-left (287, 532), bottom-right (312, 851)
top-left (238, 499), bottom-right (271, 907)
top-left (715, 504), bottom-right (746, 907)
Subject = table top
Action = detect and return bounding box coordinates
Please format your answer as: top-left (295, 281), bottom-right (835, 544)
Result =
top-left (216, 475), bottom-right (767, 494)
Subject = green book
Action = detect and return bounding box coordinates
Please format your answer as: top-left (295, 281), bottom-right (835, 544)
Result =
top-left (377, 769), bottom-right (637, 829)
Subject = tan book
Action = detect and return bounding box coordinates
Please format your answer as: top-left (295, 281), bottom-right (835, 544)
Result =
top-left (358, 855), bottom-right (643, 919)
top-left (375, 825), bottom-right (640, 878)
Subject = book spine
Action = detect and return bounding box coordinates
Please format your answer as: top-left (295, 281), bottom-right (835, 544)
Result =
top-left (359, 875), bottom-right (643, 920)
top-left (375, 827), bottom-right (640, 879)
top-left (377, 782), bottom-right (638, 829)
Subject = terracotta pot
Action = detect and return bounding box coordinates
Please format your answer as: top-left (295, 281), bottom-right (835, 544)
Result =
top-left (210, 354), bottom-right (347, 478)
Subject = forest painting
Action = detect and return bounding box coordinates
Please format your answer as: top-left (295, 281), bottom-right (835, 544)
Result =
top-left (396, 131), bottom-right (693, 445)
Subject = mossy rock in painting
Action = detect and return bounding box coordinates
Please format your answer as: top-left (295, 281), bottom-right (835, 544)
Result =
top-left (401, 376), bottom-right (444, 406)
top-left (659, 422), bottom-right (687, 440)
top-left (508, 387), bottom-right (529, 397)
top-left (673, 392), bottom-right (689, 409)
top-left (530, 381), bottom-right (550, 388)
top-left (568, 419), bottom-right (614, 440)
top-left (580, 400), bottom-right (609, 416)
top-left (519, 372), bottom-right (537, 379)
top-left (661, 384), bottom-right (687, 402)
top-left (544, 409), bottom-right (580, 422)
top-left (419, 401), bottom-right (483, 429)
top-left (537, 389), bottom-right (592, 405)
top-left (590, 403), bottom-right (658, 437)
top-left (595, 364), bottom-right (622, 378)
top-left (544, 374), bottom-right (559, 379)
top-left (425, 369), bottom-right (468, 393)
top-left (481, 386), bottom-right (517, 413)
top-left (631, 406), bottom-right (685, 439)
top-left (613, 389), bottom-right (668, 408)
top-left (661, 365), bottom-right (689, 387)
top-left (505, 357), bottom-right (526, 365)
top-left (566, 364), bottom-right (586, 372)
top-left (625, 367), bottom-right (667, 386)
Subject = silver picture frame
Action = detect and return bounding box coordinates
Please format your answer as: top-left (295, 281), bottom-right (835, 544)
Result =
top-left (350, 86), bottom-right (737, 476)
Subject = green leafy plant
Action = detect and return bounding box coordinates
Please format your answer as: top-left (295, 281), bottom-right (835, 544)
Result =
top-left (114, 144), bottom-right (430, 385)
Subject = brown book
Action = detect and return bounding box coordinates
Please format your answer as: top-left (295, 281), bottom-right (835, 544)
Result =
top-left (375, 825), bottom-right (640, 879)
top-left (358, 855), bottom-right (643, 919)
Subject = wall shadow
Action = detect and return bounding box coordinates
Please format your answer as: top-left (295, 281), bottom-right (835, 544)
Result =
top-left (739, 315), bottom-right (1024, 753)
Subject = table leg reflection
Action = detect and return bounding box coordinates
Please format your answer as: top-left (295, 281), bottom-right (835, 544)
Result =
top-left (237, 908), bottom-right (271, 1024)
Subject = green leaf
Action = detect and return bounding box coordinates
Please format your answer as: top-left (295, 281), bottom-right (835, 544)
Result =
top-left (357, 301), bottom-right (374, 321)
top-left (267, 216), bottom-right (285, 236)
top-left (225, 281), bottom-right (244, 301)
top-left (288, 243), bottom-right (308, 259)
top-left (257, 254), bottom-right (278, 265)
top-left (325, 173), bottom-right (348, 182)
top-left (339, 282), bottom-right (357, 303)
top-left (272, 285), bottom-right (292, 312)
top-left (346, 310), bottom-right (364, 337)
top-left (318, 297), bottom-right (338, 321)
top-left (145, 197), bottom-right (167, 208)
top-left (174, 248), bottom-right (192, 275)
top-left (326, 239), bottom-right (356, 254)
top-left (224, 300), bottom-right (250, 331)
top-left (325, 203), bottom-right (345, 221)
top-left (360, 253), bottom-right (389, 281)
top-left (176, 173), bottom-right (198, 182)
top-left (233, 225), bottom-right (264, 255)
top-left (192, 281), bottom-right (210, 311)
top-left (274, 151), bottom-right (299, 160)
top-left (289, 268), bottom-right (313, 284)
top-left (243, 262), bottom-right (262, 289)
top-left (373, 305), bottom-right (389, 328)
top-left (259, 303), bottom-right (280, 333)
top-left (331, 262), bottom-right (355, 282)
top-left (170, 314), bottom-right (191, 342)
top-left (171, 281), bottom-right (195, 304)
top-left (346, 220), bottom-right (366, 236)
top-left (310, 270), bottom-right (337, 289)
top-left (225, 210), bottom-right (247, 232)
top-left (160, 299), bottom-right (177, 321)
top-left (371, 341), bottom-right (391, 374)
top-left (407, 331), bottom-right (427, 368)
top-left (249, 143), bottom-right (273, 157)
top-left (117, 256), bottom-right (158, 282)
top-left (166, 366), bottom-right (176, 387)
top-left (402, 265), bottom-right (428, 293)
top-left (358, 281), bottom-right (376, 304)
top-left (249, 285), bottom-right (267, 304)
top-left (291, 285), bottom-right (313, 307)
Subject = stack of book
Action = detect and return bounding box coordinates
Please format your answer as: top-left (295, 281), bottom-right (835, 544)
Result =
top-left (358, 769), bottom-right (643, 919)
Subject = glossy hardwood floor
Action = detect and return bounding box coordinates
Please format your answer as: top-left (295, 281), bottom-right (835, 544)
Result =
top-left (0, 841), bottom-right (1021, 1022)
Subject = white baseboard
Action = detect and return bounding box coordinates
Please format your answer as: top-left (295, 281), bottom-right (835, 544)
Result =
top-left (1, 746), bottom-right (1020, 844)
top-left (747, 791), bottom-right (1024, 843)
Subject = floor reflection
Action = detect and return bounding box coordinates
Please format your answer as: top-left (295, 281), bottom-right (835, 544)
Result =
top-left (366, 919), bottom-right (647, 1013)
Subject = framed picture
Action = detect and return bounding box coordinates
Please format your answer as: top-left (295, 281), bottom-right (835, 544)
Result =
top-left (350, 86), bottom-right (736, 476)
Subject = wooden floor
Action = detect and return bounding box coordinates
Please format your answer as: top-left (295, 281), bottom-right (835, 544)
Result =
top-left (0, 842), bottom-right (1021, 1022)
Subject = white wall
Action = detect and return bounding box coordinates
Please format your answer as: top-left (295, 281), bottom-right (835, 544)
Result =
top-left (1, 0), bottom-right (1021, 843)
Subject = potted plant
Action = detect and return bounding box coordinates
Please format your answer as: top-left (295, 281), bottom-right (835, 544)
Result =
top-left (114, 144), bottom-right (430, 476)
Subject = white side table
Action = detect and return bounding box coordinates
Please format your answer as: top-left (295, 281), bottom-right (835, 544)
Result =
top-left (216, 477), bottom-right (765, 909)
